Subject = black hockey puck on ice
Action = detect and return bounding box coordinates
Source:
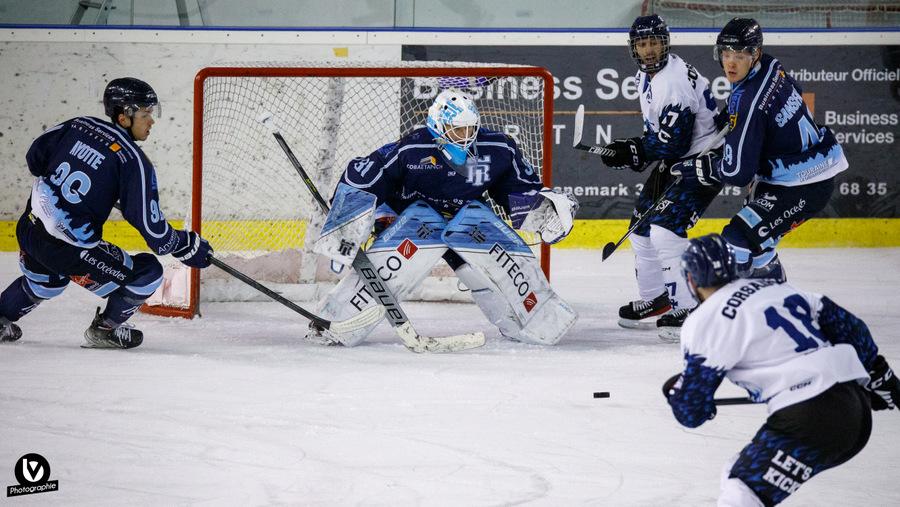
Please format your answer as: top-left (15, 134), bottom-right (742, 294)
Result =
top-left (593, 391), bottom-right (610, 399)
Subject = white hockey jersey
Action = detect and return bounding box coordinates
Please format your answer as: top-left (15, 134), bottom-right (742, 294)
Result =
top-left (637, 53), bottom-right (721, 159)
top-left (680, 279), bottom-right (869, 414)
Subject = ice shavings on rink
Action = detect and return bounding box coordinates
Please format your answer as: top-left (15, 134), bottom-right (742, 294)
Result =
top-left (1, 248), bottom-right (898, 505)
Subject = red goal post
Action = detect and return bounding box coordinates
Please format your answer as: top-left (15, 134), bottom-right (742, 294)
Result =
top-left (143, 62), bottom-right (554, 318)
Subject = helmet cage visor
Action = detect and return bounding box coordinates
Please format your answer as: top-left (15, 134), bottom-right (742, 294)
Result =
top-left (629, 34), bottom-right (670, 73)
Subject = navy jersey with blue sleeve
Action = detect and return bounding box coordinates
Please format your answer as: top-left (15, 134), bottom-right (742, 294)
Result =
top-left (26, 116), bottom-right (183, 255)
top-left (718, 54), bottom-right (848, 188)
top-left (339, 127), bottom-right (543, 217)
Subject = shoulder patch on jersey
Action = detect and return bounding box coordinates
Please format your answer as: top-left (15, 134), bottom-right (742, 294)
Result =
top-left (376, 141), bottom-right (399, 158)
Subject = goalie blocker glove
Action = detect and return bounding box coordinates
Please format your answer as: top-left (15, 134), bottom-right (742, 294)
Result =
top-left (172, 230), bottom-right (213, 269)
top-left (600, 137), bottom-right (646, 171)
top-left (867, 354), bottom-right (900, 411)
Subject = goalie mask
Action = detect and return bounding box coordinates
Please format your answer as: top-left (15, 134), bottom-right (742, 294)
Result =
top-left (426, 89), bottom-right (480, 167)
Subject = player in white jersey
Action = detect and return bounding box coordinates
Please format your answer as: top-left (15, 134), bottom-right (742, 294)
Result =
top-left (598, 15), bottom-right (723, 341)
top-left (663, 233), bottom-right (899, 506)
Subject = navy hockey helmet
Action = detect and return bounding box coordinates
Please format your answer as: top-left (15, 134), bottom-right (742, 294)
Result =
top-left (681, 233), bottom-right (738, 297)
top-left (714, 18), bottom-right (763, 65)
top-left (629, 14), bottom-right (670, 74)
top-left (103, 77), bottom-right (159, 121)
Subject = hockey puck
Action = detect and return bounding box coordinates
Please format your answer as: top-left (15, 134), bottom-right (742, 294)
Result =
top-left (593, 391), bottom-right (610, 399)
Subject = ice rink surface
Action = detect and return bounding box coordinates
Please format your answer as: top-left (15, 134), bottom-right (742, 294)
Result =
top-left (1, 248), bottom-right (898, 506)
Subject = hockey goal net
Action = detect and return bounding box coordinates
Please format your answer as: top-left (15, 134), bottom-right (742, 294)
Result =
top-left (144, 62), bottom-right (554, 318)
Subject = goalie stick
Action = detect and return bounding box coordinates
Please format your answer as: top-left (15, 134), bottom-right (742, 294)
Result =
top-left (258, 112), bottom-right (485, 353)
top-left (111, 204), bottom-right (384, 334)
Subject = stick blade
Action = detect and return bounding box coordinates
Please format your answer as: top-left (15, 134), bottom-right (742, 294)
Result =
top-left (395, 323), bottom-right (486, 353)
top-left (601, 242), bottom-right (617, 261)
top-left (328, 305), bottom-right (385, 334)
top-left (573, 104), bottom-right (585, 148)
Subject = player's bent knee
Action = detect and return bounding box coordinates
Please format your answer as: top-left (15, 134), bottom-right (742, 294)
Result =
top-left (649, 224), bottom-right (688, 257)
top-left (125, 253), bottom-right (164, 297)
top-left (22, 276), bottom-right (68, 302)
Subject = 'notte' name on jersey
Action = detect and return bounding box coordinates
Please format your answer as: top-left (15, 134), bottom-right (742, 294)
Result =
top-left (720, 279), bottom-right (781, 319)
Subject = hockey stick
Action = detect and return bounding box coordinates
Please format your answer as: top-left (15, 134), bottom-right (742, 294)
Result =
top-left (112, 204), bottom-right (384, 333)
top-left (207, 257), bottom-right (384, 333)
top-left (599, 124), bottom-right (731, 261)
top-left (715, 396), bottom-right (756, 406)
top-left (572, 104), bottom-right (616, 157)
top-left (257, 112), bottom-right (485, 353)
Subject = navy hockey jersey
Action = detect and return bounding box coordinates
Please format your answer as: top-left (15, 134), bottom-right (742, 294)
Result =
top-left (718, 54), bottom-right (848, 187)
top-left (25, 116), bottom-right (181, 254)
top-left (338, 127), bottom-right (543, 217)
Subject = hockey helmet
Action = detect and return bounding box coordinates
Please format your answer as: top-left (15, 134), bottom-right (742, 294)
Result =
top-left (629, 14), bottom-right (671, 74)
top-left (103, 77), bottom-right (160, 121)
top-left (426, 89), bottom-right (480, 167)
top-left (681, 233), bottom-right (738, 298)
top-left (714, 18), bottom-right (763, 66)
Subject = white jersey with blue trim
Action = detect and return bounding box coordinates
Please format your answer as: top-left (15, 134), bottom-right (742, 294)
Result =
top-left (637, 53), bottom-right (721, 160)
top-left (680, 279), bottom-right (868, 414)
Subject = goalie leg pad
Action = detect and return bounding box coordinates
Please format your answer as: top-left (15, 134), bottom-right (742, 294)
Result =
top-left (309, 201), bottom-right (449, 347)
top-left (630, 233), bottom-right (665, 302)
top-left (444, 201), bottom-right (577, 345)
top-left (649, 225), bottom-right (693, 311)
top-left (313, 183), bottom-right (378, 266)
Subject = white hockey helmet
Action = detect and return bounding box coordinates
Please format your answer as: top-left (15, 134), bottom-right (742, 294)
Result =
top-left (426, 89), bottom-right (480, 166)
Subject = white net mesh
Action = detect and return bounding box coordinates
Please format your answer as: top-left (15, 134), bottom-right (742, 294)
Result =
top-left (646, 0), bottom-right (900, 28)
top-left (148, 61), bottom-right (551, 315)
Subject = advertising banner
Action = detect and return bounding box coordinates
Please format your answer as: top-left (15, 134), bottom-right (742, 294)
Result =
top-left (405, 44), bottom-right (900, 219)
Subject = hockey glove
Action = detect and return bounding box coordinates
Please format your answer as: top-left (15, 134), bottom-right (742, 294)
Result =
top-left (673, 152), bottom-right (722, 187)
top-left (173, 231), bottom-right (213, 269)
top-left (713, 108), bottom-right (731, 132)
top-left (600, 138), bottom-right (646, 171)
top-left (866, 355), bottom-right (900, 411)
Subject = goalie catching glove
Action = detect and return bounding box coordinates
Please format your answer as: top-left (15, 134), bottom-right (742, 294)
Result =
top-left (600, 137), bottom-right (646, 171)
top-left (513, 188), bottom-right (579, 245)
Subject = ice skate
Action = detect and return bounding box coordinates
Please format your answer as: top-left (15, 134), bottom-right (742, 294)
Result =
top-left (82, 308), bottom-right (143, 349)
top-left (657, 307), bottom-right (692, 343)
top-left (0, 317), bottom-right (22, 343)
top-left (618, 291), bottom-right (672, 329)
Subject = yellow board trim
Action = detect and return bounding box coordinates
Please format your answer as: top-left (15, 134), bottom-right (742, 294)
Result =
top-left (0, 220), bottom-right (308, 251)
top-left (0, 218), bottom-right (896, 251)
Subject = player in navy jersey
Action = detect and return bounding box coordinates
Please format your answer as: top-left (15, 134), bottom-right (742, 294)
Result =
top-left (674, 18), bottom-right (849, 283)
top-left (597, 14), bottom-right (724, 340)
top-left (307, 89), bottom-right (579, 347)
top-left (0, 78), bottom-right (213, 349)
top-left (663, 233), bottom-right (898, 506)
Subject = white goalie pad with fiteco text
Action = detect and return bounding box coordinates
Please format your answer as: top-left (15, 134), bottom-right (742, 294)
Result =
top-left (313, 183), bottom-right (378, 266)
top-left (442, 200), bottom-right (577, 345)
top-left (311, 200), bottom-right (450, 346)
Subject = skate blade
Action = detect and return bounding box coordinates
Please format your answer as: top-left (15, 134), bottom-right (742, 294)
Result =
top-left (617, 318), bottom-right (658, 330)
top-left (658, 328), bottom-right (681, 343)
